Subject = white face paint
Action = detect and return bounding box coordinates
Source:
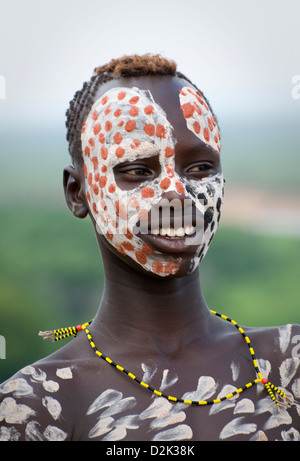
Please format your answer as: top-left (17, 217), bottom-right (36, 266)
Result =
top-left (81, 85), bottom-right (223, 276)
top-left (179, 86), bottom-right (221, 152)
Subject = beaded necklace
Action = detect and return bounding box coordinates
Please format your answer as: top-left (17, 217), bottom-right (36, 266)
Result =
top-left (39, 310), bottom-right (287, 407)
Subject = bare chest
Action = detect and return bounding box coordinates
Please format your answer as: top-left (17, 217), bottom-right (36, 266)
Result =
top-left (71, 358), bottom-right (299, 442)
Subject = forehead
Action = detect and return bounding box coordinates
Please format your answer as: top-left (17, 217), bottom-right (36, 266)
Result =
top-left (91, 76), bottom-right (199, 139)
top-left (84, 75), bottom-right (221, 157)
top-left (93, 75), bottom-right (188, 119)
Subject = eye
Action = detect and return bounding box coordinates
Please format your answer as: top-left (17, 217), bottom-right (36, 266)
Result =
top-left (125, 167), bottom-right (152, 176)
top-left (187, 163), bottom-right (212, 173)
top-left (113, 155), bottom-right (161, 190)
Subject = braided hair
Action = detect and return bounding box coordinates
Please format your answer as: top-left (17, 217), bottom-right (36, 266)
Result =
top-left (65, 53), bottom-right (214, 167)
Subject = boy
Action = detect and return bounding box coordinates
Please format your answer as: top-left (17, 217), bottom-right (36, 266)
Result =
top-left (0, 54), bottom-right (299, 441)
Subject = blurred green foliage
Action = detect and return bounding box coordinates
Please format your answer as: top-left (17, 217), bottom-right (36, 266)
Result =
top-left (201, 225), bottom-right (300, 327)
top-left (0, 206), bottom-right (299, 382)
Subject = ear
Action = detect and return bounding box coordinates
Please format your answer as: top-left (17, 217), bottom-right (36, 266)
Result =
top-left (63, 165), bottom-right (89, 218)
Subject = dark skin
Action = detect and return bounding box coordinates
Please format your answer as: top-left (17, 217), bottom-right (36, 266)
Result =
top-left (63, 75), bottom-right (225, 361)
top-left (1, 76), bottom-right (299, 441)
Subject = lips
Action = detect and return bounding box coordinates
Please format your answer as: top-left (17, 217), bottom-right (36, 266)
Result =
top-left (141, 226), bottom-right (202, 254)
top-left (130, 200), bottom-right (204, 253)
top-left (136, 218), bottom-right (204, 254)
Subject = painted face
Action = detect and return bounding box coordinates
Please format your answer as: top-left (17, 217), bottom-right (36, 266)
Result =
top-left (81, 84), bottom-right (223, 276)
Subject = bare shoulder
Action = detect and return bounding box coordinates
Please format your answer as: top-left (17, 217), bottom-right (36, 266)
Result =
top-left (0, 336), bottom-right (94, 441)
top-left (245, 323), bottom-right (300, 363)
top-left (244, 323), bottom-right (300, 401)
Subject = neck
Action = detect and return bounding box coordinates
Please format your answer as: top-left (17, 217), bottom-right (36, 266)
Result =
top-left (92, 242), bottom-right (214, 356)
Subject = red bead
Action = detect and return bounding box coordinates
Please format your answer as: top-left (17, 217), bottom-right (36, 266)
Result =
top-left (261, 378), bottom-right (268, 384)
top-left (76, 325), bottom-right (82, 331)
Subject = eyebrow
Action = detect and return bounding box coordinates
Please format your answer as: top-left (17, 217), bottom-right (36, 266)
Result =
top-left (126, 143), bottom-right (160, 160)
top-left (176, 141), bottom-right (219, 159)
top-left (109, 141), bottom-right (160, 167)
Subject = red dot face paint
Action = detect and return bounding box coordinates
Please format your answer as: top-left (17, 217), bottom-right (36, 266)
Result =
top-left (125, 119), bottom-right (136, 132)
top-left (93, 123), bottom-right (101, 135)
top-left (143, 124), bottom-right (155, 137)
top-left (113, 132), bottom-right (123, 145)
top-left (141, 187), bottom-right (155, 199)
top-left (92, 110), bottom-right (99, 120)
top-left (165, 147), bottom-right (174, 158)
top-left (81, 86), bottom-right (224, 276)
top-left (129, 106), bottom-right (139, 117)
top-left (160, 178), bottom-right (171, 190)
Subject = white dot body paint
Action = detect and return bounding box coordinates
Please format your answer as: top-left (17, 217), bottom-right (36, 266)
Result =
top-left (81, 86), bottom-right (224, 276)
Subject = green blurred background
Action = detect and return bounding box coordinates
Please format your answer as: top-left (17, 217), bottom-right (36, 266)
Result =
top-left (0, 0), bottom-right (299, 381)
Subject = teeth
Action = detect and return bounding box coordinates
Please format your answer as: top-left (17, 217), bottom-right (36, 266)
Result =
top-left (150, 226), bottom-right (195, 237)
top-left (175, 227), bottom-right (185, 237)
top-left (185, 226), bottom-right (195, 236)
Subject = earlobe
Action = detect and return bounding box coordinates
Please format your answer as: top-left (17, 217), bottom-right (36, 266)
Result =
top-left (63, 165), bottom-right (89, 219)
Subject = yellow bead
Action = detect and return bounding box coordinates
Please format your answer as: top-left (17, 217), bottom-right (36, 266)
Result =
top-left (154, 390), bottom-right (162, 396)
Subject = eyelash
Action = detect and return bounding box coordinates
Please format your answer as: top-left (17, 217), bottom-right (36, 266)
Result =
top-left (125, 168), bottom-right (152, 176)
top-left (186, 163), bottom-right (212, 173)
top-left (118, 162), bottom-right (212, 178)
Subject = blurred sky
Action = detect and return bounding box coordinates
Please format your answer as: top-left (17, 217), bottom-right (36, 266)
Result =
top-left (0, 0), bottom-right (299, 210)
top-left (1, 0), bottom-right (299, 121)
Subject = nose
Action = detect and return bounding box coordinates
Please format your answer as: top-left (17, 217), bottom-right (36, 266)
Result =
top-left (150, 191), bottom-right (198, 230)
top-left (159, 190), bottom-right (190, 203)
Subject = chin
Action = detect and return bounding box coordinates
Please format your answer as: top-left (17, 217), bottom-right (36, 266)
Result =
top-left (130, 254), bottom-right (200, 280)
top-left (96, 227), bottom-right (202, 280)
